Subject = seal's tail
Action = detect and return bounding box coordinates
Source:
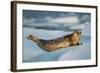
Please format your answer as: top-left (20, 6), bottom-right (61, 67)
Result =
top-left (26, 34), bottom-right (39, 42)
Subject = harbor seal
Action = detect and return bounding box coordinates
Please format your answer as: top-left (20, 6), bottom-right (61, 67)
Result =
top-left (27, 30), bottom-right (82, 52)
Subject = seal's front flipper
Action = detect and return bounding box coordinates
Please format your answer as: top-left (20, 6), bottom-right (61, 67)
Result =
top-left (77, 43), bottom-right (82, 45)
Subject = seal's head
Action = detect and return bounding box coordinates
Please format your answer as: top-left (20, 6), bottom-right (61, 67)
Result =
top-left (69, 29), bottom-right (82, 45)
top-left (73, 29), bottom-right (81, 37)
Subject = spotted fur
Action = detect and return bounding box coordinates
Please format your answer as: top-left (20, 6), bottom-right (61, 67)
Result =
top-left (27, 30), bottom-right (82, 52)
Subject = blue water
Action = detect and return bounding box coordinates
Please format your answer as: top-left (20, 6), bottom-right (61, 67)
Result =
top-left (22, 28), bottom-right (91, 62)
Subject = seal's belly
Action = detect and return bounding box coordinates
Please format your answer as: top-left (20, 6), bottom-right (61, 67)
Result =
top-left (38, 40), bottom-right (70, 51)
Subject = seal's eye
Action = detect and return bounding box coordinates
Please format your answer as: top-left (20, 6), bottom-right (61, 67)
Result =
top-left (76, 31), bottom-right (81, 34)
